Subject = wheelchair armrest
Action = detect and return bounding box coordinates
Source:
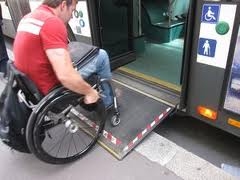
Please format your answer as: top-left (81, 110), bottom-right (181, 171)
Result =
top-left (8, 62), bottom-right (43, 104)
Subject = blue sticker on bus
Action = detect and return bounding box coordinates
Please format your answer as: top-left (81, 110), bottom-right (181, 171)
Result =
top-left (79, 19), bottom-right (85, 28)
top-left (198, 38), bottom-right (217, 57)
top-left (201, 4), bottom-right (220, 24)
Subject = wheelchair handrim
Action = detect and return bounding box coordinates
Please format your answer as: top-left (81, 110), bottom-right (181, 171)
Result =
top-left (27, 91), bottom-right (105, 164)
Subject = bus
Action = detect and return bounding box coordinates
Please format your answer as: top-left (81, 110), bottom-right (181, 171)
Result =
top-left (1, 0), bottom-right (240, 158)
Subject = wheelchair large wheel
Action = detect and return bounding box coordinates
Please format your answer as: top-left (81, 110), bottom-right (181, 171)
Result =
top-left (26, 88), bottom-right (106, 164)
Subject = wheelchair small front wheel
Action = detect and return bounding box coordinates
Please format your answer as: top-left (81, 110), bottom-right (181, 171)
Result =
top-left (26, 88), bottom-right (106, 164)
top-left (111, 115), bottom-right (120, 127)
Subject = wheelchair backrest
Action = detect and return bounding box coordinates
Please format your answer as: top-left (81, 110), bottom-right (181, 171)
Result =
top-left (8, 62), bottom-right (43, 104)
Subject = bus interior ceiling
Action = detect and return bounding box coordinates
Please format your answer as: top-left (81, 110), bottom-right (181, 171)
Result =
top-left (122, 0), bottom-right (190, 89)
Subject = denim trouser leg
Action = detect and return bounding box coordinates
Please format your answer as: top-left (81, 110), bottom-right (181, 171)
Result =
top-left (78, 49), bottom-right (113, 107)
top-left (0, 26), bottom-right (9, 75)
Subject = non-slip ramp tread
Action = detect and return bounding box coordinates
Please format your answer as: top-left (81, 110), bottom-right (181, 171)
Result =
top-left (98, 81), bottom-right (174, 159)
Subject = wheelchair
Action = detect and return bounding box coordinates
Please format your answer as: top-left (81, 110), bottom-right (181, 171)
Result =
top-left (3, 55), bottom-right (120, 164)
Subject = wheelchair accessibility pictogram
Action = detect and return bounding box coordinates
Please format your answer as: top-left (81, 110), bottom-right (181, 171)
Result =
top-left (201, 4), bottom-right (220, 23)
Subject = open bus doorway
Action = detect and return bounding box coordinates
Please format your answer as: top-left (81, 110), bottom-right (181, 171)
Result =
top-left (97, 0), bottom-right (189, 92)
top-left (118, 0), bottom-right (190, 91)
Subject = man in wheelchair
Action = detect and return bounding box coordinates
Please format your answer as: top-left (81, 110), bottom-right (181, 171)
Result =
top-left (0, 0), bottom-right (119, 164)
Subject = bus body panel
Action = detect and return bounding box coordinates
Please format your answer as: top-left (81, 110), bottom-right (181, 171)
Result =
top-left (186, 0), bottom-right (240, 137)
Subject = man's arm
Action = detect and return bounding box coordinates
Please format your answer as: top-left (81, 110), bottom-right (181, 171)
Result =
top-left (45, 48), bottom-right (99, 104)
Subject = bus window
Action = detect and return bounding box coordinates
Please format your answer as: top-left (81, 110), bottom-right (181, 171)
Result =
top-left (224, 25), bottom-right (240, 115)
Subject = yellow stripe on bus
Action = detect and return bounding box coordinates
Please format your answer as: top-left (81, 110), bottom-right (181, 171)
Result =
top-left (118, 67), bottom-right (181, 92)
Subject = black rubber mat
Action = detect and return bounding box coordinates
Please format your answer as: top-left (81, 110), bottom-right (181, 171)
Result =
top-left (97, 81), bottom-right (174, 159)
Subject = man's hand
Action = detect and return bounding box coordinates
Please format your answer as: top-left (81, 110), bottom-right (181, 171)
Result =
top-left (84, 88), bottom-right (100, 104)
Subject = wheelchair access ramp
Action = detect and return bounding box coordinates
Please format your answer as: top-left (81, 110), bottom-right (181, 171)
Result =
top-left (97, 80), bottom-right (175, 160)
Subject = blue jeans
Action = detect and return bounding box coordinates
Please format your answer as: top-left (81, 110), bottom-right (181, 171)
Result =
top-left (78, 49), bottom-right (113, 108)
top-left (0, 25), bottom-right (9, 75)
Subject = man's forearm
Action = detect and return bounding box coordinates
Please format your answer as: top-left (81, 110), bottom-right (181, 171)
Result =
top-left (59, 68), bottom-right (93, 95)
top-left (47, 48), bottom-right (99, 104)
top-left (47, 48), bottom-right (95, 95)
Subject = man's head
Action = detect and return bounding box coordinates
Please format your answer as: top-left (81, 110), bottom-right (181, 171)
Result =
top-left (43, 0), bottom-right (78, 24)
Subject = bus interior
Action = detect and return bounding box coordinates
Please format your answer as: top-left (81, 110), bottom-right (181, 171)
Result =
top-left (99, 0), bottom-right (190, 92)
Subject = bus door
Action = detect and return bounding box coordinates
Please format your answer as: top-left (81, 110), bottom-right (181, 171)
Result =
top-left (184, 0), bottom-right (240, 137)
top-left (91, 0), bottom-right (136, 69)
top-left (92, 0), bottom-right (191, 88)
top-left (68, 0), bottom-right (135, 69)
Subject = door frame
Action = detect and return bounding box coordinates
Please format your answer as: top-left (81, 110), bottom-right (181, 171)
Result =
top-left (87, 0), bottom-right (136, 70)
top-left (179, 0), bottom-right (196, 109)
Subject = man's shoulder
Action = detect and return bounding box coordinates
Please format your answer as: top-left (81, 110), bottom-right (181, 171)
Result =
top-left (29, 6), bottom-right (59, 23)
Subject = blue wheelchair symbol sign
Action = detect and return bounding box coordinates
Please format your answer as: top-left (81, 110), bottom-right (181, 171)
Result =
top-left (198, 38), bottom-right (217, 57)
top-left (201, 4), bottom-right (220, 23)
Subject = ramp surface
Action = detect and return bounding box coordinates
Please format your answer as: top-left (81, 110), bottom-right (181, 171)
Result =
top-left (97, 81), bottom-right (174, 159)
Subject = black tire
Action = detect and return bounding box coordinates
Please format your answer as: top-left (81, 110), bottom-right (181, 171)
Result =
top-left (111, 115), bottom-right (121, 127)
top-left (26, 87), bottom-right (106, 164)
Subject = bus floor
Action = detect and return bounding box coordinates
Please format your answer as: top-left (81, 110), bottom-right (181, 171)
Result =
top-left (123, 39), bottom-right (184, 88)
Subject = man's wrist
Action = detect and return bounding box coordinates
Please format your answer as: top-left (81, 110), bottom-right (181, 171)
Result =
top-left (84, 86), bottom-right (94, 96)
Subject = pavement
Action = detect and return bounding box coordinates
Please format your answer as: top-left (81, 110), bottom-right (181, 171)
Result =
top-left (0, 131), bottom-right (237, 180)
top-left (0, 140), bottom-right (181, 180)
